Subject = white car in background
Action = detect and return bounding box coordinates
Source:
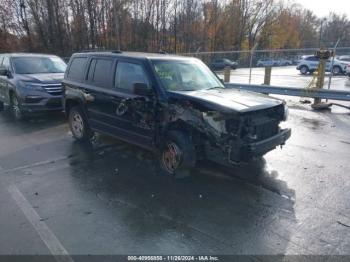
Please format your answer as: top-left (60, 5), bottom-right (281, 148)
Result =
top-left (256, 58), bottom-right (276, 67)
top-left (276, 58), bottom-right (293, 66)
top-left (337, 56), bottom-right (350, 76)
top-left (296, 55), bottom-right (347, 75)
top-left (337, 55), bottom-right (350, 64)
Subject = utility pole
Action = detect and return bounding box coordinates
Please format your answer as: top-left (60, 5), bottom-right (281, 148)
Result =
top-left (327, 39), bottom-right (341, 91)
top-left (249, 43), bottom-right (258, 84)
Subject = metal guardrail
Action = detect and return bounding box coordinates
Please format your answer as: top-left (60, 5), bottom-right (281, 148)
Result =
top-left (225, 83), bottom-right (350, 101)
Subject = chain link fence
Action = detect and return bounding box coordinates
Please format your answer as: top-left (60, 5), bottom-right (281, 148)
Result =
top-left (182, 47), bottom-right (350, 90)
top-left (183, 47), bottom-right (350, 68)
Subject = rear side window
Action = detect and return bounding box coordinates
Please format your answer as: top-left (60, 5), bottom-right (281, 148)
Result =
top-left (87, 58), bottom-right (113, 88)
top-left (115, 62), bottom-right (149, 91)
top-left (67, 57), bottom-right (87, 81)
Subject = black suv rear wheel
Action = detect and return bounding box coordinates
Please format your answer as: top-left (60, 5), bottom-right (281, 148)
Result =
top-left (68, 106), bottom-right (93, 142)
top-left (159, 130), bottom-right (196, 178)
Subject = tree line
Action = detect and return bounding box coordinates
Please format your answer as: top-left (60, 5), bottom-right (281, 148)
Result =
top-left (0, 0), bottom-right (349, 56)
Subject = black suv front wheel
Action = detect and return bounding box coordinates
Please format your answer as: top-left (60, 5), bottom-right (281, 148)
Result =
top-left (68, 106), bottom-right (93, 142)
top-left (159, 131), bottom-right (196, 178)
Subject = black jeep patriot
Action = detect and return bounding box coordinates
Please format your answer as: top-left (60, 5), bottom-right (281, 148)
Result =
top-left (63, 52), bottom-right (291, 177)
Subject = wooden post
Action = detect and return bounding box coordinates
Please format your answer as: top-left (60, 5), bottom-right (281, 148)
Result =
top-left (224, 66), bottom-right (231, 83)
top-left (314, 59), bottom-right (326, 105)
top-left (264, 67), bottom-right (272, 85)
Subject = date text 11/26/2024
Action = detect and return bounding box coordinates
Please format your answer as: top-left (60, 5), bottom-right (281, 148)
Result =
top-left (127, 256), bottom-right (220, 261)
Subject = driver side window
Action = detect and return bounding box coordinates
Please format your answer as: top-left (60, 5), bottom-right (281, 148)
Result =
top-left (2, 57), bottom-right (10, 70)
top-left (114, 62), bottom-right (149, 91)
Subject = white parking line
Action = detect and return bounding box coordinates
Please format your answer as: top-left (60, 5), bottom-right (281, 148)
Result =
top-left (8, 185), bottom-right (74, 262)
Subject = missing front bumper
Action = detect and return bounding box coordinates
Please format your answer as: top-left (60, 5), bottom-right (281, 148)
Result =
top-left (229, 128), bottom-right (292, 163)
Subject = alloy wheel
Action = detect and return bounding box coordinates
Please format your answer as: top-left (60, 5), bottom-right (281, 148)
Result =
top-left (162, 142), bottom-right (182, 174)
top-left (71, 111), bottom-right (84, 139)
top-left (11, 95), bottom-right (22, 120)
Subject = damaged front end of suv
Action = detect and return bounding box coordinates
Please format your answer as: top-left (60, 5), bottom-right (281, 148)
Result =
top-left (160, 88), bottom-right (291, 166)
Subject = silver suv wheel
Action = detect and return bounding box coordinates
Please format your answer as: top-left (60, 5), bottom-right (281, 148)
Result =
top-left (11, 94), bottom-right (24, 120)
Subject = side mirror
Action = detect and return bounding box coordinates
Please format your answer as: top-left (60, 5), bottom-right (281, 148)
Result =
top-left (0, 67), bottom-right (9, 77)
top-left (132, 83), bottom-right (152, 96)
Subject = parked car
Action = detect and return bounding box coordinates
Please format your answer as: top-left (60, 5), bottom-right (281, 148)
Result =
top-left (292, 56), bottom-right (303, 65)
top-left (336, 55), bottom-right (350, 72)
top-left (296, 55), bottom-right (347, 75)
top-left (256, 58), bottom-right (276, 67)
top-left (346, 64), bottom-right (350, 76)
top-left (63, 51), bottom-right (291, 178)
top-left (337, 55), bottom-right (350, 63)
top-left (276, 58), bottom-right (293, 66)
top-left (0, 53), bottom-right (67, 120)
top-left (210, 58), bottom-right (238, 70)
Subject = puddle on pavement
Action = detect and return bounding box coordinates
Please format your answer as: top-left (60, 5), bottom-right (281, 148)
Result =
top-left (300, 117), bottom-right (327, 130)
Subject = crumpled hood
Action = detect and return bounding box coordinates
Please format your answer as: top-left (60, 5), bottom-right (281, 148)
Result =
top-left (168, 88), bottom-right (283, 113)
top-left (16, 73), bottom-right (64, 84)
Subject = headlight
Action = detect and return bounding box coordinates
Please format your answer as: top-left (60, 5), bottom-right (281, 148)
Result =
top-left (283, 104), bottom-right (289, 121)
top-left (20, 81), bottom-right (44, 91)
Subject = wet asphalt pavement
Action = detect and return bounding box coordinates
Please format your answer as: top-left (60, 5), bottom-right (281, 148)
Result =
top-left (0, 68), bottom-right (350, 258)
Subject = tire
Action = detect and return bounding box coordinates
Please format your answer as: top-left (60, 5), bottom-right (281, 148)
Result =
top-left (68, 106), bottom-right (93, 142)
top-left (300, 65), bottom-right (309, 75)
top-left (332, 66), bottom-right (342, 75)
top-left (159, 130), bottom-right (196, 178)
top-left (10, 93), bottom-right (25, 120)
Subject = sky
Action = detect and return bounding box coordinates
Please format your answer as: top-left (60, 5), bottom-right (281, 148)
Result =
top-left (294, 0), bottom-right (350, 18)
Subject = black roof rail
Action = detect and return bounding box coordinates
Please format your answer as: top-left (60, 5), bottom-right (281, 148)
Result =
top-left (80, 49), bottom-right (122, 54)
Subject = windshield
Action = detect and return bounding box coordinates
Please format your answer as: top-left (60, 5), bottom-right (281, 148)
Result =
top-left (12, 56), bottom-right (67, 74)
top-left (152, 60), bottom-right (224, 91)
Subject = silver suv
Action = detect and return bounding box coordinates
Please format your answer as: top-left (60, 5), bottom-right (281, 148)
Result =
top-left (0, 53), bottom-right (67, 120)
top-left (296, 55), bottom-right (347, 75)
